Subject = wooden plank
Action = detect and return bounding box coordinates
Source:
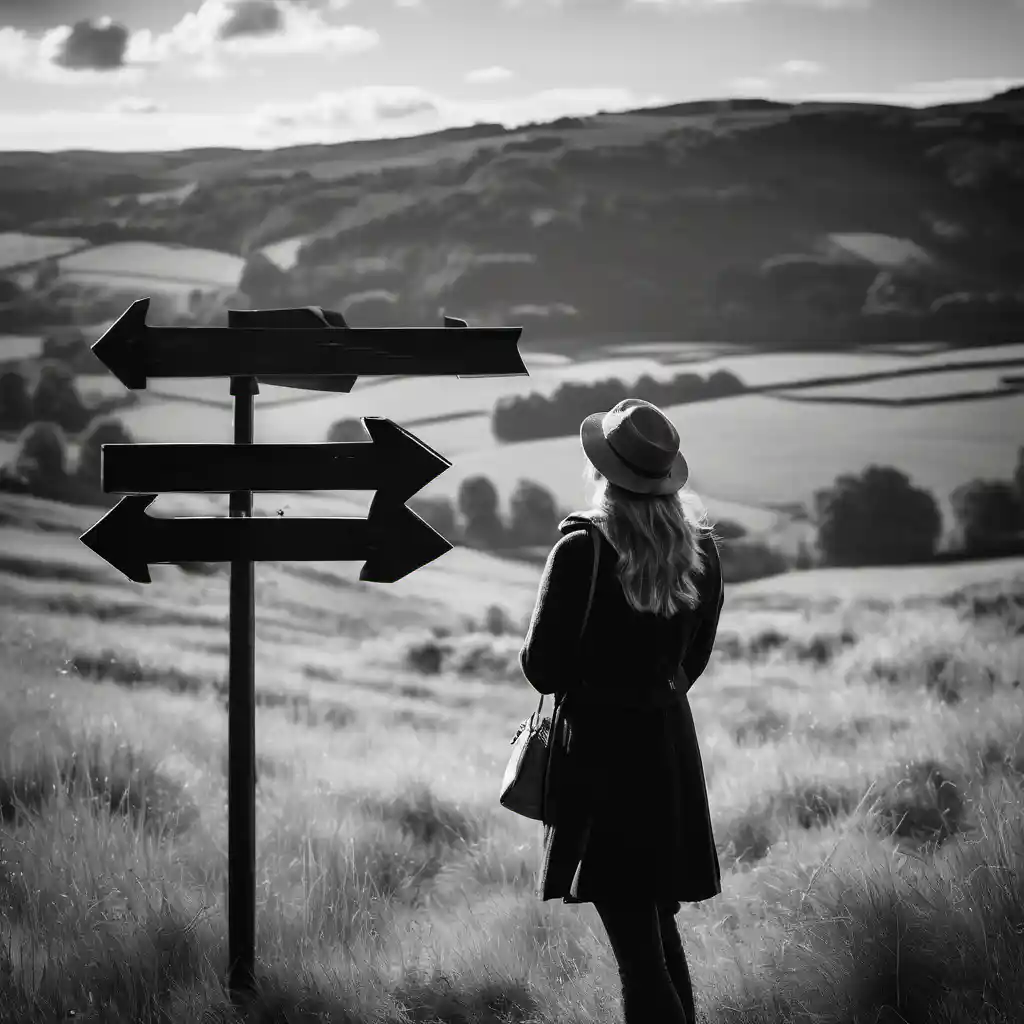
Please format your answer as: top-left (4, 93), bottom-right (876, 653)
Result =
top-left (101, 417), bottom-right (450, 498)
top-left (79, 492), bottom-right (452, 584)
top-left (92, 297), bottom-right (526, 388)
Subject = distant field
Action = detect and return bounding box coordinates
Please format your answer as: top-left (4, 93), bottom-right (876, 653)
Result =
top-left (771, 366), bottom-right (1021, 401)
top-left (0, 334), bottom-right (43, 364)
top-left (0, 232), bottom-right (90, 271)
top-left (259, 235), bottom-right (304, 270)
top-left (93, 341), bottom-right (1024, 539)
top-left (57, 242), bottom-right (244, 289)
top-left (729, 556), bottom-right (1024, 604)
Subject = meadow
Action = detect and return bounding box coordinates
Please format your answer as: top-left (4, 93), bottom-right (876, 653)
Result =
top-left (0, 233), bottom-right (90, 272)
top-left (1, 485), bottom-right (1023, 1023)
top-left (56, 243), bottom-right (245, 291)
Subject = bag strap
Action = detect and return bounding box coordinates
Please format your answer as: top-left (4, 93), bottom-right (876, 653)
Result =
top-left (534, 523), bottom-right (601, 718)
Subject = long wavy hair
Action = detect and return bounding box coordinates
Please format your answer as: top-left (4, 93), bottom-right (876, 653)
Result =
top-left (583, 459), bottom-right (715, 617)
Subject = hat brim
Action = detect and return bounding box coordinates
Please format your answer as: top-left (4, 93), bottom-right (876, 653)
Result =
top-left (580, 412), bottom-right (689, 495)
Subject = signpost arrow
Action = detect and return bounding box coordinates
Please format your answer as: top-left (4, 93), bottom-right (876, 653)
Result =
top-left (100, 417), bottom-right (450, 499)
top-left (92, 297), bottom-right (526, 389)
top-left (80, 491), bottom-right (452, 585)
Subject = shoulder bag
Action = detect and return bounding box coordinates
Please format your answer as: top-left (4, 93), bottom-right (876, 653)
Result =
top-left (499, 524), bottom-right (601, 820)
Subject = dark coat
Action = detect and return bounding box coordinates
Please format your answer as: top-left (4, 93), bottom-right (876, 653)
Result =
top-left (518, 512), bottom-right (724, 905)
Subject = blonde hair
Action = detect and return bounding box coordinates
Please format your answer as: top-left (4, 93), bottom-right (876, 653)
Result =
top-left (584, 460), bottom-right (714, 617)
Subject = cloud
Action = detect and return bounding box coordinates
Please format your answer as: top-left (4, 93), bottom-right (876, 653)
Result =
top-left (465, 65), bottom-right (514, 84)
top-left (50, 17), bottom-right (129, 69)
top-left (103, 96), bottom-right (166, 115)
top-left (632, 0), bottom-right (870, 8)
top-left (0, 85), bottom-right (665, 152)
top-left (0, 21), bottom-right (143, 83)
top-left (252, 84), bottom-right (666, 140)
top-left (780, 59), bottom-right (822, 75)
top-left (729, 76), bottom-right (772, 93)
top-left (217, 0), bottom-right (283, 40)
top-left (127, 0), bottom-right (380, 69)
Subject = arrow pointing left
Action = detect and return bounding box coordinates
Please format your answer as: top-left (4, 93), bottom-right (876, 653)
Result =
top-left (92, 297), bottom-right (526, 389)
top-left (79, 492), bottom-right (452, 584)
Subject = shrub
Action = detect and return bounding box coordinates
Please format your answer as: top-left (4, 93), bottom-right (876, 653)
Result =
top-left (950, 478), bottom-right (1023, 552)
top-left (408, 495), bottom-right (458, 541)
top-left (75, 415), bottom-right (135, 502)
top-left (30, 358), bottom-right (91, 433)
top-left (10, 420), bottom-right (71, 501)
top-left (814, 465), bottom-right (943, 566)
top-left (508, 478), bottom-right (559, 546)
top-left (457, 474), bottom-right (506, 548)
top-left (718, 538), bottom-right (791, 583)
top-left (0, 368), bottom-right (32, 429)
top-left (871, 758), bottom-right (967, 846)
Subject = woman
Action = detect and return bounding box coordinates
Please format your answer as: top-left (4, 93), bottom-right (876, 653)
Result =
top-left (519, 398), bottom-right (724, 1024)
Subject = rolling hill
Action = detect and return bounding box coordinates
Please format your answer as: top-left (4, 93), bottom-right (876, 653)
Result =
top-left (0, 89), bottom-right (1021, 346)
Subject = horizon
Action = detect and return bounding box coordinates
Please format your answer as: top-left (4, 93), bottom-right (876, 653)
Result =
top-left (2, 87), bottom-right (1019, 159)
top-left (1, 0), bottom-right (1022, 154)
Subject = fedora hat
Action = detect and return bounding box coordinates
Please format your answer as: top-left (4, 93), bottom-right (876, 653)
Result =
top-left (580, 398), bottom-right (689, 495)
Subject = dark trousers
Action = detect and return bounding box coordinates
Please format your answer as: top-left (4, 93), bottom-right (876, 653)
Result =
top-left (593, 899), bottom-right (697, 1024)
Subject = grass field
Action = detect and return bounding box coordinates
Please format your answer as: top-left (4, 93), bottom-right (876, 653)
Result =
top-left (57, 242), bottom-right (244, 290)
top-left (0, 232), bottom-right (90, 271)
top-left (1, 487), bottom-right (1023, 1023)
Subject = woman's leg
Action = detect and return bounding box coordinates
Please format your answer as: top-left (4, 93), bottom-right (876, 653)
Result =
top-left (658, 900), bottom-right (697, 1024)
top-left (593, 899), bottom-right (691, 1024)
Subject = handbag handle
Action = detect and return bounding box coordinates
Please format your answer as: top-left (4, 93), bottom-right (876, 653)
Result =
top-left (531, 524), bottom-right (601, 724)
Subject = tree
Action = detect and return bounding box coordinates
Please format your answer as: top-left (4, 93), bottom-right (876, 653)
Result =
top-left (12, 420), bottom-right (69, 501)
top-left (76, 416), bottom-right (135, 503)
top-left (950, 479), bottom-right (1024, 552)
top-left (30, 359), bottom-right (90, 433)
top-left (238, 252), bottom-right (288, 307)
top-left (0, 277), bottom-right (22, 303)
top-left (0, 369), bottom-right (31, 430)
top-left (457, 474), bottom-right (505, 549)
top-left (508, 479), bottom-right (559, 546)
top-left (408, 495), bottom-right (458, 541)
top-left (813, 465), bottom-right (943, 566)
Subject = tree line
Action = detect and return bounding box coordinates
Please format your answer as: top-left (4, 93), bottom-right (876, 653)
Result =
top-left (491, 369), bottom-right (746, 442)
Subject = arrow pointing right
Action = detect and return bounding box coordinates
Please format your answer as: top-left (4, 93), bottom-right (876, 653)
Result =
top-left (100, 417), bottom-right (450, 500)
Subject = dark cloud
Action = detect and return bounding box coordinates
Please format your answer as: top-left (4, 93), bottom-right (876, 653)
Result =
top-left (218, 0), bottom-right (284, 41)
top-left (52, 18), bottom-right (129, 71)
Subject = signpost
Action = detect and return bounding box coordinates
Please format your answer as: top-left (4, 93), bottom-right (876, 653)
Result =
top-left (79, 300), bottom-right (526, 1003)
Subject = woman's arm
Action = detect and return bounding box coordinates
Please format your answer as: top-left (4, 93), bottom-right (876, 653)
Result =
top-left (679, 538), bottom-right (725, 692)
top-left (519, 530), bottom-right (593, 695)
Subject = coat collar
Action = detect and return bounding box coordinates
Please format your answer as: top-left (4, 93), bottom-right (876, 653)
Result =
top-left (558, 509), bottom-right (614, 548)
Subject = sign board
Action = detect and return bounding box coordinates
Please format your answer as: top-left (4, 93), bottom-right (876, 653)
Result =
top-left (79, 299), bottom-right (527, 1003)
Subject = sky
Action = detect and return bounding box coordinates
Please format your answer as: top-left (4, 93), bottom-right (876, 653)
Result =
top-left (0, 0), bottom-right (1022, 152)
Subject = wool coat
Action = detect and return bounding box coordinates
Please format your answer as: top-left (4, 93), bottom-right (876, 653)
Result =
top-left (518, 512), bottom-right (724, 905)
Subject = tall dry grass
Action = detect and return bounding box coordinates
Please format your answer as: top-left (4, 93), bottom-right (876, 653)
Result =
top-left (1, 548), bottom-right (1022, 1022)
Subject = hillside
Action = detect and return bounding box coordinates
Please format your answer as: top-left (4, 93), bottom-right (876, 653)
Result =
top-left (1, 90), bottom-right (1022, 345)
top-left (1, 479), bottom-right (1024, 1022)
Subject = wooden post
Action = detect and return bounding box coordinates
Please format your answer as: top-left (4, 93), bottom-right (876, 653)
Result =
top-left (227, 371), bottom-right (258, 1003)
